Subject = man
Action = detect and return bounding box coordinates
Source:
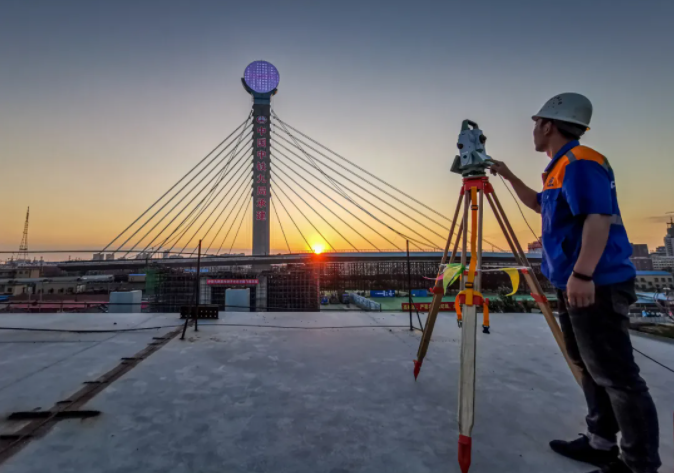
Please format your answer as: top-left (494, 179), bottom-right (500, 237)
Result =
top-left (490, 93), bottom-right (660, 473)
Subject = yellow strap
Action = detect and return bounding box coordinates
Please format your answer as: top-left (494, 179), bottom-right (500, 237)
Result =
top-left (501, 268), bottom-right (520, 296)
top-left (465, 187), bottom-right (478, 306)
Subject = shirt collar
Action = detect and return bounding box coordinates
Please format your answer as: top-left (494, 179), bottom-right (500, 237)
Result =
top-left (544, 140), bottom-right (580, 173)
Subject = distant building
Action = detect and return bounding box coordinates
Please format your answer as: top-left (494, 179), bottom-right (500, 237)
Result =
top-left (654, 246), bottom-right (666, 256)
top-left (93, 253), bottom-right (104, 261)
top-left (15, 267), bottom-right (41, 279)
top-left (665, 219), bottom-right (674, 256)
top-left (632, 257), bottom-right (654, 271)
top-left (528, 240), bottom-right (542, 253)
top-left (651, 255), bottom-right (674, 272)
top-left (635, 270), bottom-right (674, 292)
top-left (630, 243), bottom-right (652, 270)
top-left (105, 253), bottom-right (115, 261)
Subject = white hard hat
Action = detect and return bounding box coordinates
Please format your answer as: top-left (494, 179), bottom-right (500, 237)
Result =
top-left (532, 93), bottom-right (593, 129)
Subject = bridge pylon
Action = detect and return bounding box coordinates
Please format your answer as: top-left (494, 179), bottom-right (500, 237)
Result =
top-left (242, 60), bottom-right (279, 256)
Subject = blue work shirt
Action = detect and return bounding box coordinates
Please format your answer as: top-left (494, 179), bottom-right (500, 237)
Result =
top-left (536, 141), bottom-right (635, 289)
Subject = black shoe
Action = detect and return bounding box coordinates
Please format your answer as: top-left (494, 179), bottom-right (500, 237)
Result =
top-left (588, 459), bottom-right (632, 473)
top-left (550, 434), bottom-right (619, 467)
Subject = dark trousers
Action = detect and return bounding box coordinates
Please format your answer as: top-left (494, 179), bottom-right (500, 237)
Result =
top-left (557, 279), bottom-right (660, 473)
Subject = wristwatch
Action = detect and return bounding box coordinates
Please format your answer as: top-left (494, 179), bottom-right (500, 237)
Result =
top-left (572, 270), bottom-right (593, 282)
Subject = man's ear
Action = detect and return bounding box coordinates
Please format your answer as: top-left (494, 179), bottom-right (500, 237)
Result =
top-left (543, 121), bottom-right (553, 135)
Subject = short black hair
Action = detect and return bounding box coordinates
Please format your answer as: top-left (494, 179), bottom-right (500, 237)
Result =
top-left (551, 119), bottom-right (586, 140)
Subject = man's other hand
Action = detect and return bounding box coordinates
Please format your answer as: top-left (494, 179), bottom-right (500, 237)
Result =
top-left (489, 160), bottom-right (515, 181)
top-left (567, 274), bottom-right (595, 308)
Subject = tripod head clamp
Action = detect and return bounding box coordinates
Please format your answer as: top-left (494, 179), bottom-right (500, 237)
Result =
top-left (451, 120), bottom-right (494, 177)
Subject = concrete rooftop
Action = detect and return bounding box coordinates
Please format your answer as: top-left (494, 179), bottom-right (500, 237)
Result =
top-left (0, 311), bottom-right (672, 473)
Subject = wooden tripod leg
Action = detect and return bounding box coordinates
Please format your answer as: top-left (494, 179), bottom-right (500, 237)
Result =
top-left (488, 191), bottom-right (582, 385)
top-left (413, 192), bottom-right (463, 379)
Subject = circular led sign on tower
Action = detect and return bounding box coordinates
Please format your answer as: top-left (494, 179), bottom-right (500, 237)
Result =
top-left (243, 61), bottom-right (280, 94)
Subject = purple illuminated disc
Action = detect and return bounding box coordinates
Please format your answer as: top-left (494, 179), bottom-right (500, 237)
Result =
top-left (244, 61), bottom-right (280, 94)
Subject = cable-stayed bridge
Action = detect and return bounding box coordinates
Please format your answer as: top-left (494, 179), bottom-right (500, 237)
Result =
top-left (82, 60), bottom-right (507, 270)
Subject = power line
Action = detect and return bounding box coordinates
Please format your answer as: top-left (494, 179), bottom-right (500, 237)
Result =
top-left (103, 115), bottom-right (250, 252)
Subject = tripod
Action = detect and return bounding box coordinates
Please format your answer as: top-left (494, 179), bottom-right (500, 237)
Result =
top-left (413, 175), bottom-right (582, 473)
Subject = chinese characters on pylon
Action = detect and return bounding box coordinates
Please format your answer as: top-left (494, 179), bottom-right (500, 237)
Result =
top-left (254, 114), bottom-right (270, 221)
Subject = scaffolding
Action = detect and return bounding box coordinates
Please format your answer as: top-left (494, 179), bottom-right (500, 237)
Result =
top-left (142, 258), bottom-right (553, 313)
top-left (316, 260), bottom-right (554, 295)
top-left (266, 264), bottom-right (320, 312)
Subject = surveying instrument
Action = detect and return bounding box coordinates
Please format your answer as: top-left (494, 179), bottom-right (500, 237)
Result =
top-left (413, 120), bottom-right (582, 473)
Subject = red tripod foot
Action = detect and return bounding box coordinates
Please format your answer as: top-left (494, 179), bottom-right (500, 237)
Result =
top-left (458, 435), bottom-right (472, 473)
top-left (413, 359), bottom-right (422, 380)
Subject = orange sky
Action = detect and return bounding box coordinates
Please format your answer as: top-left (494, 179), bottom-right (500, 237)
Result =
top-left (1, 2), bottom-right (673, 261)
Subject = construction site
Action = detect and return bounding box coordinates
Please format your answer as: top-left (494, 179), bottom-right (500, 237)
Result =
top-left (2, 47), bottom-right (674, 473)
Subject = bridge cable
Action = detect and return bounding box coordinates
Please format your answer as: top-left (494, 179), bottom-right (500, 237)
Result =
top-left (273, 155), bottom-right (386, 251)
top-left (131, 141), bottom-right (250, 258)
top-left (271, 113), bottom-right (453, 225)
top-left (271, 172), bottom-right (359, 251)
top-left (165, 127), bottom-right (252, 254)
top-left (271, 199), bottom-right (292, 254)
top-left (172, 154), bottom-right (252, 256)
top-left (272, 116), bottom-right (502, 250)
top-left (103, 114), bottom-right (250, 252)
top-left (272, 188), bottom-right (312, 252)
top-left (273, 140), bottom-right (438, 250)
top-left (271, 130), bottom-right (428, 251)
top-left (169, 137), bottom-right (252, 255)
top-left (115, 127), bottom-right (252, 255)
top-left (273, 181), bottom-right (335, 252)
top-left (204, 178), bottom-right (251, 255)
top-left (271, 111), bottom-right (352, 201)
top-left (128, 135), bottom-right (252, 257)
top-left (272, 128), bottom-right (505, 252)
top-left (273, 143), bottom-right (437, 250)
top-left (273, 129), bottom-right (446, 243)
top-left (216, 188), bottom-right (251, 255)
top-left (181, 168), bottom-right (251, 257)
top-left (115, 131), bottom-right (250, 257)
top-left (158, 143), bottom-right (252, 255)
top-left (228, 198), bottom-right (250, 255)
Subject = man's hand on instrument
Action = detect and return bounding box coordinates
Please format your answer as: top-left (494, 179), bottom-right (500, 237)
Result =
top-left (489, 160), bottom-right (515, 181)
top-left (566, 274), bottom-right (595, 308)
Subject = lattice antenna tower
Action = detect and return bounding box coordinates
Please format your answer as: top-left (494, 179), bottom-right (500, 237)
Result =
top-left (18, 207), bottom-right (29, 260)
